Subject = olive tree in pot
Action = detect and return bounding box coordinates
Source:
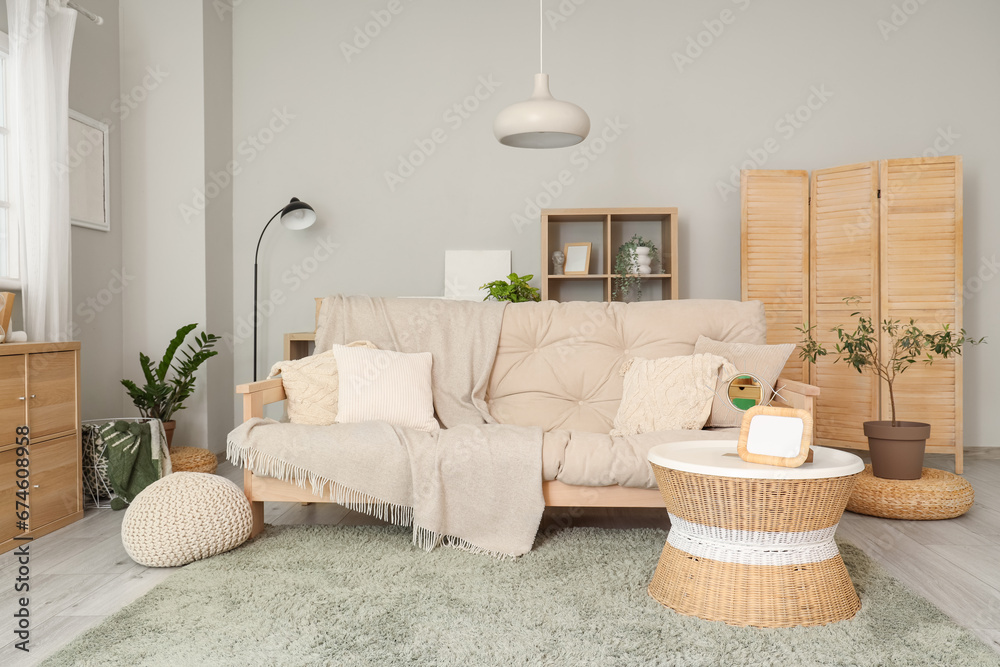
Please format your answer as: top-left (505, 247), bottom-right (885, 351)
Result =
top-left (798, 298), bottom-right (983, 480)
top-left (121, 324), bottom-right (220, 450)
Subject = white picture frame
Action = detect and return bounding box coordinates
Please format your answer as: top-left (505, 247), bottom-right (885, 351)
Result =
top-left (563, 242), bottom-right (592, 275)
top-left (68, 110), bottom-right (110, 232)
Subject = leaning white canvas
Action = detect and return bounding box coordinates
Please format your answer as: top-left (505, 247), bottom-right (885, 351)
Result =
top-left (444, 250), bottom-right (511, 300)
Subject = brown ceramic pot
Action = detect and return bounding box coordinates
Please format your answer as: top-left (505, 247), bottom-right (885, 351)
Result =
top-left (163, 420), bottom-right (176, 450)
top-left (863, 420), bottom-right (930, 480)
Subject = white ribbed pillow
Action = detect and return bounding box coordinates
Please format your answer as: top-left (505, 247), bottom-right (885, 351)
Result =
top-left (694, 336), bottom-right (795, 428)
top-left (332, 345), bottom-right (439, 431)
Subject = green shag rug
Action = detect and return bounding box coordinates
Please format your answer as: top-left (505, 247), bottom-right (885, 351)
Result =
top-left (43, 526), bottom-right (999, 666)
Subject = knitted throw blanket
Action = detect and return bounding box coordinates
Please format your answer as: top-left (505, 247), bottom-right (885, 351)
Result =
top-left (229, 296), bottom-right (545, 558)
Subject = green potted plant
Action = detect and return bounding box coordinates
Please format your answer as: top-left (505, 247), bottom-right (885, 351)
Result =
top-left (613, 235), bottom-right (659, 302)
top-left (121, 324), bottom-right (221, 449)
top-left (798, 298), bottom-right (983, 480)
top-left (481, 273), bottom-right (541, 303)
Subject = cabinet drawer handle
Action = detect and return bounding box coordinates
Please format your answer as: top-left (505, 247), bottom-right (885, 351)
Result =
top-left (30, 394), bottom-right (36, 399)
top-left (18, 396), bottom-right (25, 401)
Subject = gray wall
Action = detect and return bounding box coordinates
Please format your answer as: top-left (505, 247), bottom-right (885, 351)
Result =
top-left (232, 0), bottom-right (1000, 446)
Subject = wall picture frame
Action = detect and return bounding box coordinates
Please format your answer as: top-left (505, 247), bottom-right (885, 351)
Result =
top-left (737, 406), bottom-right (814, 468)
top-left (563, 242), bottom-right (592, 275)
top-left (68, 110), bottom-right (111, 232)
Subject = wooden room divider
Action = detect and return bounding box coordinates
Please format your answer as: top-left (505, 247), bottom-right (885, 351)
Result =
top-left (741, 156), bottom-right (964, 471)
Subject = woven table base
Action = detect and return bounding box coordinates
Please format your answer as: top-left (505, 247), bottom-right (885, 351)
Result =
top-left (170, 447), bottom-right (218, 474)
top-left (648, 542), bottom-right (860, 627)
top-left (846, 465), bottom-right (974, 520)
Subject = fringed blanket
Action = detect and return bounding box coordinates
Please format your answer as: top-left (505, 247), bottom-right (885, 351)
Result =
top-left (229, 296), bottom-right (545, 558)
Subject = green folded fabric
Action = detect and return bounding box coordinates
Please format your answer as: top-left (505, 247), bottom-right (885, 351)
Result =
top-left (99, 420), bottom-right (162, 510)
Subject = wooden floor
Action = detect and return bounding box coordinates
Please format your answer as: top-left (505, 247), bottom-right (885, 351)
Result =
top-left (3, 450), bottom-right (1000, 664)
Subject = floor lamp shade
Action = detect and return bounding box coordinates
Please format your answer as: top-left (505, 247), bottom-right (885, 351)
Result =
top-left (494, 73), bottom-right (590, 148)
top-left (253, 197), bottom-right (317, 381)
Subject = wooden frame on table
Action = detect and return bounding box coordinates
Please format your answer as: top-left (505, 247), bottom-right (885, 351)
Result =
top-left (737, 406), bottom-right (814, 468)
top-left (562, 242), bottom-right (592, 275)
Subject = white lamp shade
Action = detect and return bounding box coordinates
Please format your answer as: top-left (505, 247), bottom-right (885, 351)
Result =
top-left (494, 73), bottom-right (590, 148)
top-left (279, 199), bottom-right (317, 230)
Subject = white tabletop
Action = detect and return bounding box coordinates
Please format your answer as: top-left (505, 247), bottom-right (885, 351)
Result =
top-left (648, 440), bottom-right (865, 480)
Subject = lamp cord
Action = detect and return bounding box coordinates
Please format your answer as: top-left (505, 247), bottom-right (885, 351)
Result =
top-left (539, 0), bottom-right (544, 73)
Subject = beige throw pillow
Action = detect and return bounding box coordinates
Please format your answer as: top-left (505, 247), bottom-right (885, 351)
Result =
top-left (332, 345), bottom-right (439, 432)
top-left (267, 340), bottom-right (376, 425)
top-left (694, 335), bottom-right (795, 428)
top-left (610, 354), bottom-right (730, 436)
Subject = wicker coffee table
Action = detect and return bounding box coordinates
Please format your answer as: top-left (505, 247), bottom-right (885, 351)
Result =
top-left (647, 440), bottom-right (865, 627)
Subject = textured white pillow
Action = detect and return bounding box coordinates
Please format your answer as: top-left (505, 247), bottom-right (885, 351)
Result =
top-left (267, 341), bottom-right (376, 425)
top-left (332, 345), bottom-right (439, 431)
top-left (694, 336), bottom-right (795, 428)
top-left (610, 354), bottom-right (730, 436)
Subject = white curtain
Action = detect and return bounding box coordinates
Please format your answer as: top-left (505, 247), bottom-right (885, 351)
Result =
top-left (7, 0), bottom-right (77, 341)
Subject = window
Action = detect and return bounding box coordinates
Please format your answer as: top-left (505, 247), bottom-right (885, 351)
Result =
top-left (0, 31), bottom-right (15, 286)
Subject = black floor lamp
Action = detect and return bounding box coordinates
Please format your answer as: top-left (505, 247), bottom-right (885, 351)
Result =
top-left (253, 197), bottom-right (316, 381)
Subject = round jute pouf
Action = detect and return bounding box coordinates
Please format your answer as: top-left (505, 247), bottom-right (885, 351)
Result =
top-left (170, 446), bottom-right (218, 474)
top-left (846, 465), bottom-right (974, 520)
top-left (122, 473), bottom-right (252, 567)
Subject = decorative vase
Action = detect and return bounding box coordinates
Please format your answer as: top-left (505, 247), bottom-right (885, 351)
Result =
top-left (863, 421), bottom-right (930, 480)
top-left (552, 250), bottom-right (565, 275)
top-left (163, 420), bottom-right (176, 451)
top-left (634, 247), bottom-right (652, 275)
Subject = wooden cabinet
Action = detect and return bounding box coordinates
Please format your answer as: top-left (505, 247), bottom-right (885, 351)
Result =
top-left (0, 342), bottom-right (82, 553)
top-left (741, 156), bottom-right (964, 471)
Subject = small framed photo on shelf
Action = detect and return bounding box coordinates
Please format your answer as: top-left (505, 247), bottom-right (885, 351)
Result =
top-left (563, 242), bottom-right (592, 275)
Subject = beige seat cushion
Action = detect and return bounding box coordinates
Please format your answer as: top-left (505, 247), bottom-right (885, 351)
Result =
top-left (486, 300), bottom-right (767, 433)
top-left (268, 340), bottom-right (376, 425)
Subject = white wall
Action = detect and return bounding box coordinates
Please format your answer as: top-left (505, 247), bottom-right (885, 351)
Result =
top-left (0, 0), bottom-right (124, 421)
top-left (120, 0), bottom-right (210, 446)
top-left (231, 0), bottom-right (1000, 447)
top-left (66, 0), bottom-right (124, 421)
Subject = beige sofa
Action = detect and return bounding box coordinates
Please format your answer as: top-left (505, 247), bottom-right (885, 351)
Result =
top-left (236, 298), bottom-right (818, 535)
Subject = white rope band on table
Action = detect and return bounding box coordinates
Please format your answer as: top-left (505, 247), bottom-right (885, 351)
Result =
top-left (667, 514), bottom-right (841, 567)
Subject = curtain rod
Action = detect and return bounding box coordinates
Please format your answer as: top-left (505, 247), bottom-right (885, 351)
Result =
top-left (66, 1), bottom-right (103, 25)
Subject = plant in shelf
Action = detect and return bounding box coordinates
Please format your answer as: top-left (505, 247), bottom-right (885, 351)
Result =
top-left (121, 324), bottom-right (221, 449)
top-left (613, 235), bottom-right (659, 301)
top-left (481, 273), bottom-right (541, 303)
top-left (797, 297), bottom-right (984, 480)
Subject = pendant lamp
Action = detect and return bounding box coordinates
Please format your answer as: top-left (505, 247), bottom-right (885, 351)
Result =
top-left (494, 0), bottom-right (590, 148)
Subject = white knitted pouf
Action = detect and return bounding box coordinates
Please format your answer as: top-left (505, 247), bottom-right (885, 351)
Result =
top-left (121, 472), bottom-right (253, 567)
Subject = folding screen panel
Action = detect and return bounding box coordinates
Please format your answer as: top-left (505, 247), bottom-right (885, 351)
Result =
top-left (809, 162), bottom-right (881, 450)
top-left (740, 170), bottom-right (810, 382)
top-left (880, 156), bottom-right (963, 468)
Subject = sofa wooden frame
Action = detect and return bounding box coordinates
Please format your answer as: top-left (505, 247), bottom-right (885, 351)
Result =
top-left (236, 373), bottom-right (819, 539)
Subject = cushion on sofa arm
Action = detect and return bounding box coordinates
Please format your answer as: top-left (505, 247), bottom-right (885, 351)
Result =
top-left (694, 336), bottom-right (795, 428)
top-left (267, 340), bottom-right (377, 425)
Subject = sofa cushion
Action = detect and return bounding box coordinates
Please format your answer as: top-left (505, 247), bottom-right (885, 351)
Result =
top-left (694, 336), bottom-right (795, 428)
top-left (610, 354), bottom-right (730, 436)
top-left (332, 345), bottom-right (439, 431)
top-left (268, 340), bottom-right (377, 425)
top-left (486, 300), bottom-right (767, 434)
